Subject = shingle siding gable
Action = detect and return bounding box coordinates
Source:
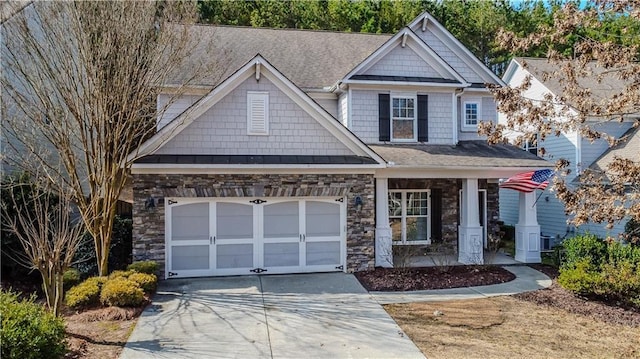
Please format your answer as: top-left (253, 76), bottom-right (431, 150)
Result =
top-left (361, 44), bottom-right (446, 79)
top-left (155, 76), bottom-right (356, 156)
top-left (413, 28), bottom-right (484, 83)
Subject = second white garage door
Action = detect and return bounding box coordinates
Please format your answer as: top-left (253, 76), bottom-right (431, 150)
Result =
top-left (165, 197), bottom-right (346, 278)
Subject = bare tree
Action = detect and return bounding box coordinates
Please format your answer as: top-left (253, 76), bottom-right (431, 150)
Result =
top-left (480, 1), bottom-right (640, 238)
top-left (1, 178), bottom-right (85, 316)
top-left (1, 1), bottom-right (220, 275)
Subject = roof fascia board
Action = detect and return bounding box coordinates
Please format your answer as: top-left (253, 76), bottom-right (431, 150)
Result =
top-left (343, 80), bottom-right (468, 89)
top-left (131, 165), bottom-right (380, 175)
top-left (375, 165), bottom-right (552, 179)
top-left (409, 12), bottom-right (505, 86)
top-left (502, 59), bottom-right (520, 83)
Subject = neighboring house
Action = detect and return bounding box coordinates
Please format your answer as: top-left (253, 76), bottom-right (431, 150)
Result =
top-left (131, 13), bottom-right (549, 279)
top-left (499, 57), bottom-right (637, 242)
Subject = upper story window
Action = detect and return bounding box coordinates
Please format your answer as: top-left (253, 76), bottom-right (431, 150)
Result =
top-left (463, 101), bottom-right (480, 128)
top-left (379, 93), bottom-right (428, 142)
top-left (247, 91), bottom-right (269, 135)
top-left (391, 95), bottom-right (417, 141)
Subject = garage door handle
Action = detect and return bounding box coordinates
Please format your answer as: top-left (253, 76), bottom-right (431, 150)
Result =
top-left (303, 234), bottom-right (306, 242)
top-left (210, 236), bottom-right (215, 244)
top-left (299, 234), bottom-right (302, 242)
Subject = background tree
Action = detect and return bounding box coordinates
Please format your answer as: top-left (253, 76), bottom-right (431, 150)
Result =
top-left (1, 1), bottom-right (219, 276)
top-left (1, 178), bottom-right (85, 316)
top-left (481, 0), bottom-right (640, 238)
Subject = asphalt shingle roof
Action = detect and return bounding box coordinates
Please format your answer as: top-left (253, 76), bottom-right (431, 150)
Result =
top-left (589, 126), bottom-right (640, 174)
top-left (514, 57), bottom-right (634, 106)
top-left (171, 25), bottom-right (391, 90)
top-left (370, 142), bottom-right (551, 168)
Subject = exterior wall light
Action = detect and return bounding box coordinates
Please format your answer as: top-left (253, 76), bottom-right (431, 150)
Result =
top-left (145, 197), bottom-right (155, 210)
top-left (354, 196), bottom-right (363, 211)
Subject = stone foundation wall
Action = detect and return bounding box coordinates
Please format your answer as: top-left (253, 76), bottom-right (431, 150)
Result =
top-left (132, 173), bottom-right (375, 277)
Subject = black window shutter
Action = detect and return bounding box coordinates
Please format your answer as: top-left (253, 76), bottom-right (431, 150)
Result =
top-left (417, 95), bottom-right (428, 142)
top-left (378, 94), bottom-right (390, 141)
top-left (430, 188), bottom-right (442, 242)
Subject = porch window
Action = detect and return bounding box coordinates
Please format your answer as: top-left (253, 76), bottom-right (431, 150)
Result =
top-left (388, 190), bottom-right (430, 244)
top-left (391, 96), bottom-right (416, 141)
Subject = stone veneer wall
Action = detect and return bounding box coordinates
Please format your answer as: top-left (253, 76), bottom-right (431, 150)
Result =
top-left (387, 178), bottom-right (500, 245)
top-left (132, 173), bottom-right (375, 278)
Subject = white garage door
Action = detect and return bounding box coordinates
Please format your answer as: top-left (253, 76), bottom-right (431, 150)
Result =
top-left (166, 197), bottom-right (346, 278)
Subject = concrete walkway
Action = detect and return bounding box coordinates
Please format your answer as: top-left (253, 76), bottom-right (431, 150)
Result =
top-left (121, 273), bottom-right (425, 359)
top-left (370, 265), bottom-right (552, 304)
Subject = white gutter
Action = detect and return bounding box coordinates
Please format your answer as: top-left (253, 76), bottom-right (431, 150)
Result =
top-left (342, 79), bottom-right (471, 88)
top-left (453, 88), bottom-right (465, 145)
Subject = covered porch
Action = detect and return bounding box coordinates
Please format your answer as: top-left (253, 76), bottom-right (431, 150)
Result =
top-left (370, 142), bottom-right (551, 268)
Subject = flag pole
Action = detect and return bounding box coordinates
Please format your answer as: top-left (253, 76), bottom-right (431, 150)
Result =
top-left (532, 189), bottom-right (545, 207)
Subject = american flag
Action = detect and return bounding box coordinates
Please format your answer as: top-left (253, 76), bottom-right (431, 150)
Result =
top-left (500, 169), bottom-right (554, 193)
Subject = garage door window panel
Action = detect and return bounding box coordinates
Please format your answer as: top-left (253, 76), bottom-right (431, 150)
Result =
top-left (263, 202), bottom-right (300, 267)
top-left (306, 201), bottom-right (340, 238)
top-left (216, 202), bottom-right (254, 270)
top-left (216, 203), bottom-right (253, 239)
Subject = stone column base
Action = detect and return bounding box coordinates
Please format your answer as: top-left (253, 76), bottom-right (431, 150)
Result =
top-left (375, 227), bottom-right (393, 268)
top-left (515, 224), bottom-right (541, 263)
top-left (458, 225), bottom-right (484, 265)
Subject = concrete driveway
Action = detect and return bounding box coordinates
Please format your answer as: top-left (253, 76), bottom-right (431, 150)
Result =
top-left (120, 273), bottom-right (424, 359)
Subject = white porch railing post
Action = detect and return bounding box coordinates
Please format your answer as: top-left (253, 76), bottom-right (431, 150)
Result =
top-left (515, 191), bottom-right (541, 263)
top-left (375, 177), bottom-right (393, 267)
top-left (458, 178), bottom-right (484, 264)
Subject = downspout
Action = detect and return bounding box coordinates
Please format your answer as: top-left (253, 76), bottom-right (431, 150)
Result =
top-left (453, 88), bottom-right (465, 145)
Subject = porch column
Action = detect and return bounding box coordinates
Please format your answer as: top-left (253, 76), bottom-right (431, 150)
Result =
top-left (375, 177), bottom-right (393, 267)
top-left (458, 178), bottom-right (483, 264)
top-left (515, 191), bottom-right (541, 263)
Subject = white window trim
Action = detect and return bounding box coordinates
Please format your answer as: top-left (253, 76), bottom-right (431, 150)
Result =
top-left (462, 101), bottom-right (480, 129)
top-left (247, 91), bottom-right (269, 135)
top-left (523, 134), bottom-right (539, 156)
top-left (389, 189), bottom-right (431, 245)
top-left (390, 93), bottom-right (418, 142)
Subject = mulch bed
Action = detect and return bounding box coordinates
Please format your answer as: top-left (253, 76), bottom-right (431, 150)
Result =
top-left (354, 265), bottom-right (516, 291)
top-left (515, 264), bottom-right (640, 327)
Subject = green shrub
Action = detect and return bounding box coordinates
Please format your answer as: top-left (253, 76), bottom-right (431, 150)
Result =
top-left (108, 270), bottom-right (134, 279)
top-left (62, 268), bottom-right (81, 291)
top-left (0, 291), bottom-right (66, 359)
top-left (558, 259), bottom-right (600, 295)
top-left (128, 272), bottom-right (157, 293)
top-left (606, 241), bottom-right (640, 267)
top-left (597, 261), bottom-right (640, 303)
top-left (65, 276), bottom-right (107, 308)
top-left (561, 234), bottom-right (607, 269)
top-left (100, 278), bottom-right (145, 307)
top-left (127, 260), bottom-right (158, 275)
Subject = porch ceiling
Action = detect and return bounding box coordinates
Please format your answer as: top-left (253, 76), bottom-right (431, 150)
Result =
top-left (371, 141), bottom-right (551, 169)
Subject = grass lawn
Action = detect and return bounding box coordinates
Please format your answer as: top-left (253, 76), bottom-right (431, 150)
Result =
top-left (385, 296), bottom-right (639, 359)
